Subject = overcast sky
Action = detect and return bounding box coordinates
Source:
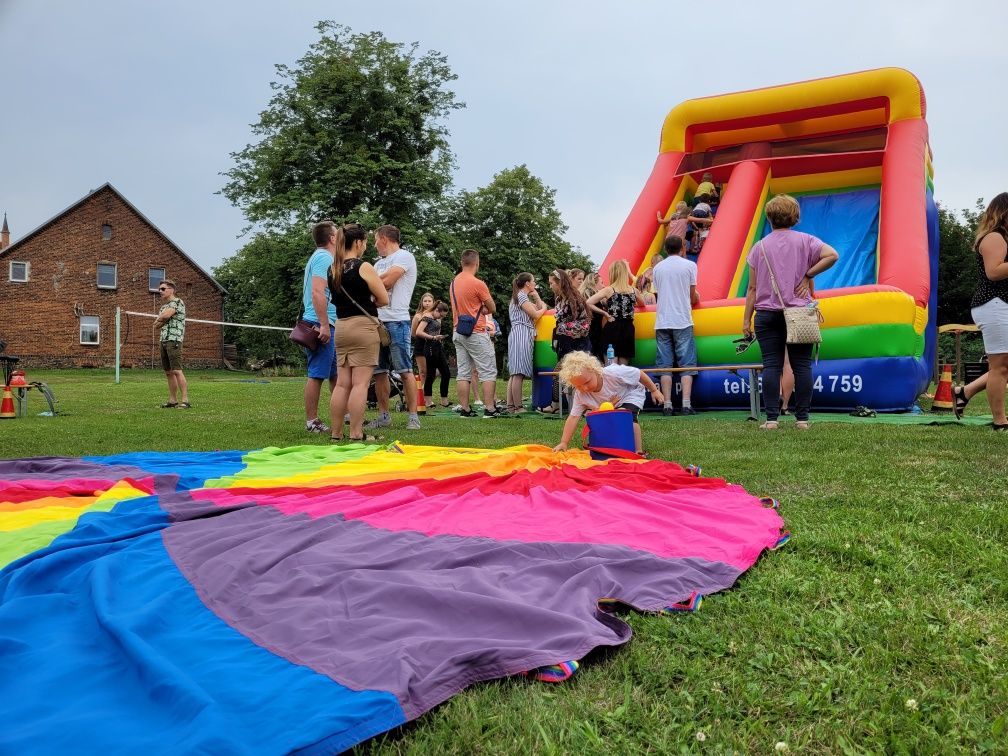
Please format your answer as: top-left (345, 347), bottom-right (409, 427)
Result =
top-left (2, 1), bottom-right (1006, 274)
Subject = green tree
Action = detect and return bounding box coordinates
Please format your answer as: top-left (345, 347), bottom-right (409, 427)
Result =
top-left (212, 226), bottom-right (315, 362)
top-left (439, 165), bottom-right (593, 333)
top-left (220, 21), bottom-right (463, 231)
top-left (937, 199), bottom-right (984, 326)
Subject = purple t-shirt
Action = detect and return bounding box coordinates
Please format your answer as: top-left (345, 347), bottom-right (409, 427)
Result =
top-left (746, 230), bottom-right (824, 310)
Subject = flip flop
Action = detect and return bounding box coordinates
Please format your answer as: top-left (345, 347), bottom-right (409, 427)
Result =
top-left (349, 435), bottom-right (379, 443)
top-left (537, 404), bottom-right (559, 414)
top-left (160, 402), bottom-right (178, 408)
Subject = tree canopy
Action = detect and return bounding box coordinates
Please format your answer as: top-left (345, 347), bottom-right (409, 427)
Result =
top-left (220, 22), bottom-right (463, 232)
top-left (937, 199), bottom-right (984, 326)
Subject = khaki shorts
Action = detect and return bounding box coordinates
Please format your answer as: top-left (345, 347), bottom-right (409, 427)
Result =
top-left (160, 341), bottom-right (183, 372)
top-left (335, 317), bottom-right (380, 368)
top-left (453, 331), bottom-right (497, 382)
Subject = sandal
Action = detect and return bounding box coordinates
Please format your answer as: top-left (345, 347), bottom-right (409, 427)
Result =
top-left (952, 386), bottom-right (969, 420)
top-left (177, 402), bottom-right (192, 409)
top-left (348, 434), bottom-right (378, 443)
top-left (760, 421), bottom-right (779, 430)
top-left (993, 423), bottom-right (1008, 432)
top-left (795, 420), bottom-right (811, 430)
top-left (160, 402), bottom-right (178, 408)
top-left (538, 404), bottom-right (560, 414)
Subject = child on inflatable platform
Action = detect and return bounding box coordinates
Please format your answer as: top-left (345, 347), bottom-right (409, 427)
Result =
top-left (688, 196), bottom-right (715, 261)
top-left (551, 351), bottom-right (664, 456)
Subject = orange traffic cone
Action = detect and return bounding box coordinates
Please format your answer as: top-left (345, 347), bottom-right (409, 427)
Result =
top-left (416, 373), bottom-right (426, 414)
top-left (0, 386), bottom-right (15, 419)
top-left (931, 364), bottom-right (954, 412)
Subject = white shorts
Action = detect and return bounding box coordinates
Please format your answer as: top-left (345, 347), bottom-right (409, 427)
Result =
top-left (452, 332), bottom-right (498, 382)
top-left (972, 297), bottom-right (1008, 355)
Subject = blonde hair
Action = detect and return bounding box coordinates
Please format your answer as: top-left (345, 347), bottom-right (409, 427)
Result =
top-left (765, 195), bottom-right (800, 229)
top-left (580, 272), bottom-right (602, 297)
top-left (975, 192), bottom-right (1008, 247)
top-left (674, 201), bottom-right (691, 219)
top-left (558, 351), bottom-right (603, 386)
top-left (608, 259), bottom-right (632, 290)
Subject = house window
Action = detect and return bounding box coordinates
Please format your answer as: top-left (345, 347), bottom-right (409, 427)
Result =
top-left (9, 261), bottom-right (29, 282)
top-left (148, 267), bottom-right (165, 292)
top-left (80, 315), bottom-right (100, 345)
top-left (97, 262), bottom-right (117, 289)
top-left (102, 224), bottom-right (113, 241)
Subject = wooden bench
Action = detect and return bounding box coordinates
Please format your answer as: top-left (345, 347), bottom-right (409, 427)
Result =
top-left (539, 363), bottom-right (765, 420)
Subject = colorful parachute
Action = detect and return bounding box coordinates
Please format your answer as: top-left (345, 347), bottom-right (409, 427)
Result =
top-left (0, 444), bottom-right (787, 753)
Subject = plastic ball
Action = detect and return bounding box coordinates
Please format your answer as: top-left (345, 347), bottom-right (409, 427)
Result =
top-left (598, 401), bottom-right (615, 411)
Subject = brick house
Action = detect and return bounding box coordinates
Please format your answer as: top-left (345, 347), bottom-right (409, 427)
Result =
top-left (0, 183), bottom-right (225, 368)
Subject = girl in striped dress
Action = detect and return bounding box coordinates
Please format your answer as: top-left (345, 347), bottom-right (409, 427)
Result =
top-left (507, 272), bottom-right (547, 413)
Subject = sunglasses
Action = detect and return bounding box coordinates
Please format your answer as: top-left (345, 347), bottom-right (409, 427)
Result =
top-left (158, 286), bottom-right (170, 292)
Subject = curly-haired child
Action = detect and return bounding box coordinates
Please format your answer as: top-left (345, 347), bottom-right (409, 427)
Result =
top-left (551, 351), bottom-right (663, 456)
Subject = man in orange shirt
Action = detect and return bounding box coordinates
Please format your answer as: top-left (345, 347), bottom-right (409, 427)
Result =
top-left (449, 249), bottom-right (504, 418)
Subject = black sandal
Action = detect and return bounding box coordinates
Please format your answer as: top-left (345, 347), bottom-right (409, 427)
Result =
top-left (160, 401), bottom-right (178, 408)
top-left (993, 423), bottom-right (1008, 432)
top-left (952, 386), bottom-right (969, 420)
top-left (349, 434), bottom-right (378, 443)
top-left (177, 402), bottom-right (192, 409)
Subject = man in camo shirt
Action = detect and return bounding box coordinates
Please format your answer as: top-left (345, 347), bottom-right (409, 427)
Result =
top-left (154, 279), bottom-right (190, 408)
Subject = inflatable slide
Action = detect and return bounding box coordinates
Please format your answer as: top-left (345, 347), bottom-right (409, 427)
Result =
top-left (534, 68), bottom-right (937, 411)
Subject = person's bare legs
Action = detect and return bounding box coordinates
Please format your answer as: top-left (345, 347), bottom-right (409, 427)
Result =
top-left (304, 377), bottom-right (323, 421)
top-left (481, 379), bottom-right (496, 409)
top-left (962, 371), bottom-right (989, 400)
top-left (165, 372), bottom-right (178, 403)
top-left (329, 368), bottom-right (353, 440)
top-left (401, 371), bottom-right (418, 414)
top-left (173, 370), bottom-right (188, 403)
top-left (632, 421), bottom-right (643, 454)
top-left (661, 375), bottom-right (673, 407)
top-left (986, 355), bottom-right (1008, 425)
top-left (373, 372), bottom-right (390, 415)
top-left (680, 374), bottom-right (693, 405)
top-left (457, 379), bottom-right (472, 412)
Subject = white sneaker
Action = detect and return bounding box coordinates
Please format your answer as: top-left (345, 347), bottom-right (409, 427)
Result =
top-left (406, 415), bottom-right (421, 430)
top-left (306, 418), bottom-right (330, 434)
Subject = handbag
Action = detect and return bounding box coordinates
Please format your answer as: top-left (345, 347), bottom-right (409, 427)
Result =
top-left (289, 317), bottom-right (321, 351)
top-left (339, 284), bottom-right (391, 347)
top-left (451, 280), bottom-right (483, 337)
top-left (759, 242), bottom-right (823, 345)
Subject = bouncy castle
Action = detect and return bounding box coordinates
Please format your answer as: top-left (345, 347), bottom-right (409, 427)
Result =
top-left (533, 68), bottom-right (938, 411)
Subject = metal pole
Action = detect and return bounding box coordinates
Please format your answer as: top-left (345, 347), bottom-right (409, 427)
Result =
top-left (115, 307), bottom-right (121, 384)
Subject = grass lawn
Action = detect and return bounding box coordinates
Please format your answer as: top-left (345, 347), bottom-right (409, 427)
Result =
top-left (3, 369), bottom-right (1007, 753)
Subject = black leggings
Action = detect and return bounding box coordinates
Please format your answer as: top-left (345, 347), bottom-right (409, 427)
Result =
top-left (754, 310), bottom-right (814, 421)
top-left (423, 344), bottom-right (450, 399)
top-left (552, 335), bottom-right (592, 403)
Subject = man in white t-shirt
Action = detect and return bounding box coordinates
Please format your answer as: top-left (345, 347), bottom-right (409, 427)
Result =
top-left (651, 234), bottom-right (700, 415)
top-left (369, 224), bottom-right (421, 430)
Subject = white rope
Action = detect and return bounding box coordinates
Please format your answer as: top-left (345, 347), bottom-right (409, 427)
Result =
top-left (123, 310), bottom-right (290, 332)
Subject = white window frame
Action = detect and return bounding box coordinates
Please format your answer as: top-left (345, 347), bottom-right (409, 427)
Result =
top-left (148, 267), bottom-right (166, 292)
top-left (79, 315), bottom-right (100, 345)
top-left (9, 261), bottom-right (29, 283)
top-left (97, 262), bottom-right (117, 289)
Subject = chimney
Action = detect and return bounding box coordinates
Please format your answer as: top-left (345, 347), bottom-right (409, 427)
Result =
top-left (0, 213), bottom-right (9, 251)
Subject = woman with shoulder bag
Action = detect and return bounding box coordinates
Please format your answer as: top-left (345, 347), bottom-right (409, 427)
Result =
top-left (328, 223), bottom-right (390, 442)
top-left (741, 195), bottom-right (838, 430)
top-left (956, 193), bottom-right (1008, 430)
top-left (539, 268), bottom-right (591, 413)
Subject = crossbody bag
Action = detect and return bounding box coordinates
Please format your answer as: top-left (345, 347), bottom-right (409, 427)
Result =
top-left (451, 280), bottom-right (484, 337)
top-left (339, 284), bottom-right (391, 347)
top-left (758, 241), bottom-right (823, 346)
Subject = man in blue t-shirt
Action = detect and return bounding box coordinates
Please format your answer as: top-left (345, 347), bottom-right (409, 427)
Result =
top-left (300, 221), bottom-right (340, 434)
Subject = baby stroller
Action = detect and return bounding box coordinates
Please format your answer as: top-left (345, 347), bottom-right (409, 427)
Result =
top-left (367, 371), bottom-right (406, 411)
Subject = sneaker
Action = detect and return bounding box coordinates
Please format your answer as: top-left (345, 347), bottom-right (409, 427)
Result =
top-left (406, 415), bottom-right (421, 430)
top-left (662, 407), bottom-right (678, 416)
top-left (365, 416), bottom-right (391, 430)
top-left (306, 418), bottom-right (330, 434)
top-left (458, 408), bottom-right (478, 418)
top-left (680, 407), bottom-right (697, 416)
top-left (483, 409), bottom-right (508, 419)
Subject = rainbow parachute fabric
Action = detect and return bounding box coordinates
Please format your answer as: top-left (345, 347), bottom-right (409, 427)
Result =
top-left (0, 443), bottom-right (787, 753)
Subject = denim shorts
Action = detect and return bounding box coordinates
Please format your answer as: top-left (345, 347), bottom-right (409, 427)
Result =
top-left (656, 327), bottom-right (698, 376)
top-left (376, 320), bottom-right (413, 374)
top-left (303, 321), bottom-right (337, 380)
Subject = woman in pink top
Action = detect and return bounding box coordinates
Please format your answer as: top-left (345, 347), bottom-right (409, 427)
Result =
top-left (741, 194), bottom-right (838, 430)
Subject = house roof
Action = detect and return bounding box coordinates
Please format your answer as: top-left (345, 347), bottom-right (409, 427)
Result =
top-left (0, 182), bottom-right (226, 293)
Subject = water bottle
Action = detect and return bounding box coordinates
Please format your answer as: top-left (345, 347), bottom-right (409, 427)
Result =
top-left (605, 344), bottom-right (615, 366)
